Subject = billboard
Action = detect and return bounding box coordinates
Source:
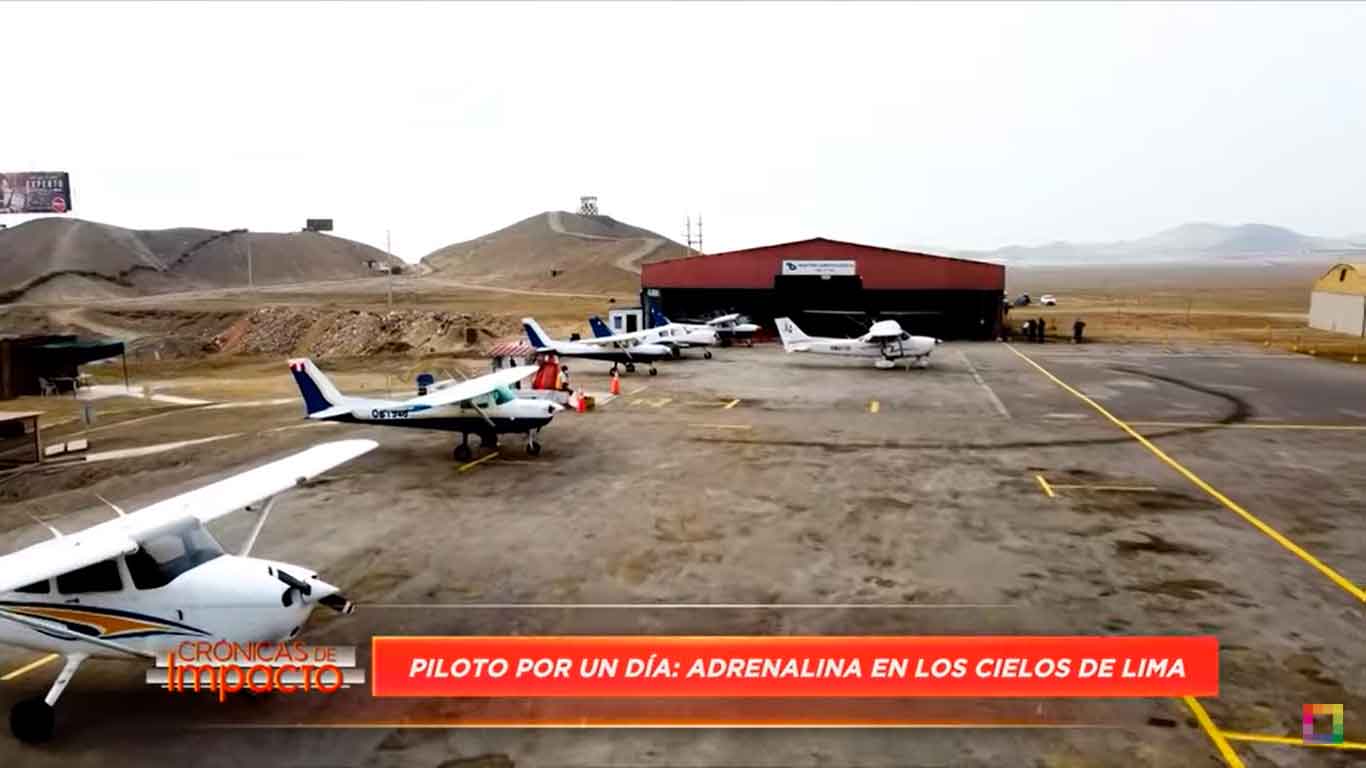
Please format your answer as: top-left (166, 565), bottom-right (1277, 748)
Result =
top-left (0, 171), bottom-right (72, 214)
top-left (305, 218), bottom-right (333, 232)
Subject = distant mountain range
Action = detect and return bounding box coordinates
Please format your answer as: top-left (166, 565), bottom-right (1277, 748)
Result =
top-left (931, 223), bottom-right (1363, 266)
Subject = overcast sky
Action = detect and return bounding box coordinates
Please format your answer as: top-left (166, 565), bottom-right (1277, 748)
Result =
top-left (5, 1), bottom-right (1364, 261)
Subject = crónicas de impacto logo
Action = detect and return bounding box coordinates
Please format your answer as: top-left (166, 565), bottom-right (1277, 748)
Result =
top-left (146, 641), bottom-right (364, 701)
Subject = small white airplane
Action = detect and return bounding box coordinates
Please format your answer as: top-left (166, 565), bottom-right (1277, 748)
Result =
top-left (522, 317), bottom-right (673, 376)
top-left (693, 313), bottom-right (760, 346)
top-left (774, 316), bottom-right (940, 369)
top-left (587, 314), bottom-right (720, 359)
top-left (288, 359), bottom-right (561, 461)
top-left (0, 439), bottom-right (377, 743)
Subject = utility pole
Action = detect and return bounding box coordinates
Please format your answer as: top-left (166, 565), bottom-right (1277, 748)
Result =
top-left (246, 230), bottom-right (253, 292)
top-left (386, 229), bottom-right (393, 308)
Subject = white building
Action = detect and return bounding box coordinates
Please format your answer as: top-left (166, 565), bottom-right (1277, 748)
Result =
top-left (1309, 263), bottom-right (1366, 337)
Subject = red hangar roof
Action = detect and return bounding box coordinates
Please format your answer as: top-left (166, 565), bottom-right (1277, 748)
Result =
top-left (640, 238), bottom-right (1004, 291)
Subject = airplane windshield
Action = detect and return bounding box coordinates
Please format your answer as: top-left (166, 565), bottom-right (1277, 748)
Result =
top-left (125, 523), bottom-right (225, 590)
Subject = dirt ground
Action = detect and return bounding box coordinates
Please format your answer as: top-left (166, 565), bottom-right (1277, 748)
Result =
top-left (0, 338), bottom-right (1362, 767)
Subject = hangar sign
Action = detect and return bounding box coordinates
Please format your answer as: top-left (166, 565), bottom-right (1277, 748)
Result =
top-left (781, 260), bottom-right (856, 277)
top-left (0, 171), bottom-right (72, 214)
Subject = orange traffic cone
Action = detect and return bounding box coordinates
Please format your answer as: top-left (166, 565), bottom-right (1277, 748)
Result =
top-left (609, 372), bottom-right (621, 395)
top-left (575, 391), bottom-right (587, 413)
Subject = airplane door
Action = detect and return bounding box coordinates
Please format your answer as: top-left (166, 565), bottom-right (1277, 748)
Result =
top-left (626, 315), bottom-right (638, 333)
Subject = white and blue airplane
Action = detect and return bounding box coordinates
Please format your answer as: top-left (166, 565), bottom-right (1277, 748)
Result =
top-left (522, 317), bottom-right (673, 375)
top-left (587, 312), bottom-right (720, 359)
top-left (288, 359), bottom-right (561, 460)
top-left (774, 317), bottom-right (940, 369)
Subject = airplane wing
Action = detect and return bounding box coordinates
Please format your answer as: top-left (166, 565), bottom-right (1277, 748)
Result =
top-left (403, 365), bottom-right (538, 407)
top-left (0, 439), bottom-right (378, 595)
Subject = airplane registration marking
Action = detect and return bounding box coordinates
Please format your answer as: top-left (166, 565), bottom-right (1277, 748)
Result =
top-left (371, 409), bottom-right (410, 419)
top-left (457, 451), bottom-right (501, 473)
top-left (1, 653), bottom-right (59, 681)
top-left (1008, 344), bottom-right (1365, 604)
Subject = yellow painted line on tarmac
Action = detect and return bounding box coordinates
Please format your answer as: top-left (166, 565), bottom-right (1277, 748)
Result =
top-left (2, 653), bottom-right (59, 681)
top-left (1048, 484), bottom-right (1159, 492)
top-left (1035, 474), bottom-right (1055, 498)
top-left (627, 385), bottom-right (650, 396)
top-left (457, 451), bottom-right (500, 473)
top-left (1130, 421), bottom-right (1366, 432)
top-left (1008, 344), bottom-right (1366, 604)
top-left (688, 424), bottom-right (752, 430)
top-left (868, 400), bottom-right (880, 414)
top-left (1221, 730), bottom-right (1366, 751)
top-left (723, 399), bottom-right (741, 410)
top-left (1182, 697), bottom-right (1245, 768)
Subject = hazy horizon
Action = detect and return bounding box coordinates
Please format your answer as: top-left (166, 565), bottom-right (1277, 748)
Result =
top-left (4, 1), bottom-right (1364, 262)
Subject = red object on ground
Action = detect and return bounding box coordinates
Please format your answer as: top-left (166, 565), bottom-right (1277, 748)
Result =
top-left (609, 373), bottom-right (621, 395)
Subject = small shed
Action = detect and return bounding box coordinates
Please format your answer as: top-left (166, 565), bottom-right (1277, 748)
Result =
top-left (0, 335), bottom-right (128, 399)
top-left (1309, 263), bottom-right (1366, 337)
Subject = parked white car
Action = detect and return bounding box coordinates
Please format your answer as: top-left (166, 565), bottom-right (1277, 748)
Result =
top-left (1040, 294), bottom-right (1057, 306)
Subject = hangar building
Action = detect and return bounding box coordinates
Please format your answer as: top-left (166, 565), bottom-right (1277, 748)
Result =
top-left (1309, 263), bottom-right (1366, 337)
top-left (639, 238), bottom-right (1005, 339)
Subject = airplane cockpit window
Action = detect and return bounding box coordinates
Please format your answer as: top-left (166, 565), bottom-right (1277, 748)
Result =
top-left (491, 386), bottom-right (515, 405)
top-left (127, 524), bottom-right (225, 590)
top-left (16, 579), bottom-right (50, 594)
top-left (57, 558), bottom-right (123, 594)
top-left (901, 332), bottom-right (910, 340)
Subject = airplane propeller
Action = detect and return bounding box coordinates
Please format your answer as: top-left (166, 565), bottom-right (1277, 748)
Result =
top-left (276, 568), bottom-right (312, 607)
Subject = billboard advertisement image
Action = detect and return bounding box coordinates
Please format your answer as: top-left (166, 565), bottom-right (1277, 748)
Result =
top-left (0, 171), bottom-right (72, 214)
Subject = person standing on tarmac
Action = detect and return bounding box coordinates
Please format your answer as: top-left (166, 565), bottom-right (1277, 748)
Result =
top-left (1036, 317), bottom-right (1047, 343)
top-left (1073, 318), bottom-right (1086, 344)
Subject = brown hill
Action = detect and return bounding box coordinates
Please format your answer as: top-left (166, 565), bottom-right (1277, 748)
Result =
top-left (421, 211), bottom-right (688, 293)
top-left (0, 217), bottom-right (401, 303)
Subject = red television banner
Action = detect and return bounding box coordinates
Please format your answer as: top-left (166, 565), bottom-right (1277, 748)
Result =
top-left (372, 636), bottom-right (1217, 698)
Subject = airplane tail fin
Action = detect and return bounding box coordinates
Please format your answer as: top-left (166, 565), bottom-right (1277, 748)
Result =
top-left (522, 317), bottom-right (556, 349)
top-left (288, 359), bottom-right (346, 416)
top-left (773, 317), bottom-right (809, 350)
top-left (587, 315), bottom-right (613, 338)
top-left (648, 305), bottom-right (670, 328)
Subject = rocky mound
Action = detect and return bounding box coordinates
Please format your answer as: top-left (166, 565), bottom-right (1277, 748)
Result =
top-left (421, 211), bottom-right (688, 293)
top-left (0, 217), bottom-right (402, 303)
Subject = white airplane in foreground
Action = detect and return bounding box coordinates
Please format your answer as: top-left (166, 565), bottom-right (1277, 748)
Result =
top-left (775, 317), bottom-right (940, 369)
top-left (289, 359), bottom-right (561, 461)
top-left (0, 439), bottom-right (377, 743)
top-left (587, 314), bottom-right (720, 359)
top-left (522, 317), bottom-right (672, 376)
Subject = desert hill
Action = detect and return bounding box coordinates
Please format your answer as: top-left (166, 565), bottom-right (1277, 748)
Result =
top-left (421, 211), bottom-right (689, 294)
top-left (950, 222), bottom-right (1356, 266)
top-left (0, 217), bottom-right (401, 303)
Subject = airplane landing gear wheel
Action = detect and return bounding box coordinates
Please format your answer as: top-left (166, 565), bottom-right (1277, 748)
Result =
top-left (11, 698), bottom-right (54, 744)
top-left (454, 441), bottom-right (472, 462)
top-left (670, 347), bottom-right (682, 359)
top-left (625, 363), bottom-right (636, 374)
top-left (703, 350), bottom-right (713, 359)
top-left (648, 366), bottom-right (658, 376)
